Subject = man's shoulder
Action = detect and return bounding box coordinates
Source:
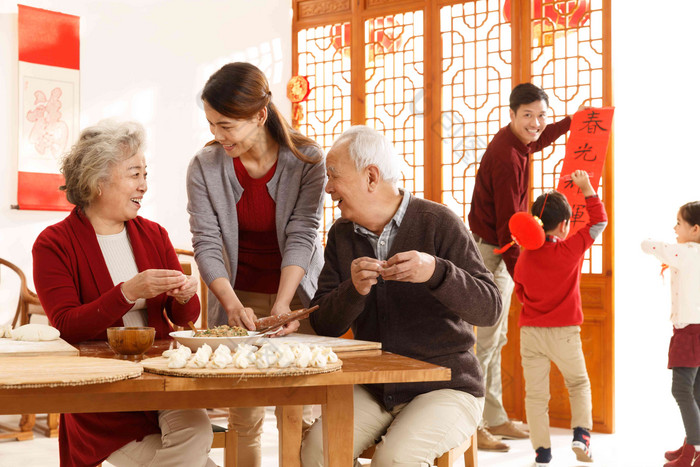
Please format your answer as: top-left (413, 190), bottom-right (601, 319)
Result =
top-left (482, 129), bottom-right (522, 163)
top-left (327, 217), bottom-right (354, 237)
top-left (407, 197), bottom-right (464, 226)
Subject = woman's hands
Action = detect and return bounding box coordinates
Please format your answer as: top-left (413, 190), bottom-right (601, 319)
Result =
top-left (166, 275), bottom-right (199, 304)
top-left (121, 269), bottom-right (188, 302)
top-left (268, 302), bottom-right (300, 336)
top-left (226, 305), bottom-right (257, 331)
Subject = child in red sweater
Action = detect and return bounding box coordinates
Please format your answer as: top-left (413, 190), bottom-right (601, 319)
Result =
top-left (514, 170), bottom-right (607, 466)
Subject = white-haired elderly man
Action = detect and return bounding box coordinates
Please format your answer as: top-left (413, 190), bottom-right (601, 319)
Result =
top-left (300, 126), bottom-right (502, 466)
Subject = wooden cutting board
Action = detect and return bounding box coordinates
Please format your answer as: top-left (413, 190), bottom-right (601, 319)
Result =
top-left (0, 356), bottom-right (142, 388)
top-left (256, 334), bottom-right (381, 353)
top-left (0, 337), bottom-right (79, 357)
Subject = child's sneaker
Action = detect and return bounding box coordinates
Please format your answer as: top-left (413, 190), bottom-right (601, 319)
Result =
top-left (535, 447), bottom-right (552, 466)
top-left (572, 426), bottom-right (593, 462)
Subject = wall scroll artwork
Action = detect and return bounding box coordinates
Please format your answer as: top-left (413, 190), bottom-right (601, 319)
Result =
top-left (556, 107), bottom-right (614, 236)
top-left (17, 5), bottom-right (79, 211)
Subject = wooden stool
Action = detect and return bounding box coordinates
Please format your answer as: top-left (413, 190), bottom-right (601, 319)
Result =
top-left (359, 431), bottom-right (477, 467)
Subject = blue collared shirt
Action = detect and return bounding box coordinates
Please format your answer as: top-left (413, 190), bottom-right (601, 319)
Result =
top-left (353, 189), bottom-right (410, 261)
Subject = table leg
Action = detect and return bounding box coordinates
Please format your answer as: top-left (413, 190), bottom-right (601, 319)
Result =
top-left (322, 385), bottom-right (353, 467)
top-left (278, 405), bottom-right (302, 467)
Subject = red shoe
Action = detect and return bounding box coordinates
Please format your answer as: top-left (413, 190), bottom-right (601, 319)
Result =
top-left (664, 443), bottom-right (700, 467)
top-left (666, 439), bottom-right (687, 462)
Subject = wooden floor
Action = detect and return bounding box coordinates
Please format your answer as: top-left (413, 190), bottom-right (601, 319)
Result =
top-left (0, 410), bottom-right (682, 466)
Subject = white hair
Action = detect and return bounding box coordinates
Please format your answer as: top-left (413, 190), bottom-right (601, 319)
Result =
top-left (333, 126), bottom-right (400, 183)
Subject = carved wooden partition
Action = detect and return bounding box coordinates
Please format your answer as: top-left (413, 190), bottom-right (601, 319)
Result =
top-left (292, 0), bottom-right (614, 433)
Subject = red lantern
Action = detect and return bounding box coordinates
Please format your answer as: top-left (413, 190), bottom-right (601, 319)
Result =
top-left (331, 17), bottom-right (403, 60)
top-left (502, 0), bottom-right (590, 46)
top-left (287, 75), bottom-right (310, 103)
top-left (493, 212), bottom-right (545, 254)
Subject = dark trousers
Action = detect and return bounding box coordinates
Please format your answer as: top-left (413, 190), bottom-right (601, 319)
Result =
top-left (672, 367), bottom-right (700, 444)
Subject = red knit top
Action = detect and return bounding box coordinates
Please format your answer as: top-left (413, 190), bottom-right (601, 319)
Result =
top-left (514, 196), bottom-right (607, 327)
top-left (233, 157), bottom-right (282, 294)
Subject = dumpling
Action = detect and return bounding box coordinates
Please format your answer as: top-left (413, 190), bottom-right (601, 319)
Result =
top-left (11, 323), bottom-right (60, 341)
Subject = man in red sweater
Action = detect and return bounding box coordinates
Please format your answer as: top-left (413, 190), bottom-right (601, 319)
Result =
top-left (514, 170), bottom-right (607, 466)
top-left (468, 83), bottom-right (573, 449)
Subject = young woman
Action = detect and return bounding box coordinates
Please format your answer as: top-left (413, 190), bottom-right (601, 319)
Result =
top-left (187, 62), bottom-right (325, 466)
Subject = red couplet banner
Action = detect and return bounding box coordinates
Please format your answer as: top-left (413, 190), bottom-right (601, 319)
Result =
top-left (555, 107), bottom-right (614, 236)
top-left (17, 5), bottom-right (79, 211)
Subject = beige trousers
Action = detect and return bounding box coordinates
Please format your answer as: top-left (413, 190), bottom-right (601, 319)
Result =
top-left (520, 326), bottom-right (592, 449)
top-left (230, 289), bottom-right (315, 467)
top-left (105, 409), bottom-right (215, 467)
top-left (474, 239), bottom-right (513, 427)
top-left (300, 385), bottom-right (484, 467)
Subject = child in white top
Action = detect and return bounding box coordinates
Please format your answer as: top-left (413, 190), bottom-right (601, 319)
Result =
top-left (642, 201), bottom-right (700, 467)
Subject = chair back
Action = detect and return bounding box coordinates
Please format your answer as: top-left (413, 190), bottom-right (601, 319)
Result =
top-left (0, 257), bottom-right (45, 327)
top-left (174, 249), bottom-right (209, 329)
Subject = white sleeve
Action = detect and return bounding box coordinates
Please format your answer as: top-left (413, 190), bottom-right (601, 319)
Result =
top-left (641, 239), bottom-right (689, 268)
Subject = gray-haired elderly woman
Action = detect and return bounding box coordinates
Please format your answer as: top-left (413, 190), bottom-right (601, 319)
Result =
top-left (32, 120), bottom-right (216, 467)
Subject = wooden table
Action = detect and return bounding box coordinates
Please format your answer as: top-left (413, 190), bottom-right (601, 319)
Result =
top-left (0, 341), bottom-right (451, 466)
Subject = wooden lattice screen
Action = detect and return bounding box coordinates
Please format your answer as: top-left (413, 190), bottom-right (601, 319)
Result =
top-left (293, 0), bottom-right (613, 433)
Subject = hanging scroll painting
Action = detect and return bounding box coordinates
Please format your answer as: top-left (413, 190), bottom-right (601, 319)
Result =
top-left (17, 5), bottom-right (79, 211)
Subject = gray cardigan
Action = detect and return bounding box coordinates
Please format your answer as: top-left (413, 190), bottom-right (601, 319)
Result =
top-left (186, 143), bottom-right (326, 326)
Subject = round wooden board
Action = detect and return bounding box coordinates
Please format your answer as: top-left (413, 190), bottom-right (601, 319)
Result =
top-left (0, 356), bottom-right (142, 388)
top-left (141, 356), bottom-right (342, 378)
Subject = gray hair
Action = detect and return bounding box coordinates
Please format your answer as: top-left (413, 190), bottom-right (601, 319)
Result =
top-left (333, 126), bottom-right (400, 183)
top-left (60, 120), bottom-right (146, 208)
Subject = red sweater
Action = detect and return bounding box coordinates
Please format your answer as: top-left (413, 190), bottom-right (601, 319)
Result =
top-left (514, 196), bottom-right (607, 327)
top-left (32, 207), bottom-right (200, 467)
top-left (468, 117), bottom-right (571, 277)
top-left (232, 157), bottom-right (282, 293)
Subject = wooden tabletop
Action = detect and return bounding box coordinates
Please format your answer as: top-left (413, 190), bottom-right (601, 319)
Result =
top-left (0, 340), bottom-right (451, 414)
top-left (0, 339), bottom-right (451, 467)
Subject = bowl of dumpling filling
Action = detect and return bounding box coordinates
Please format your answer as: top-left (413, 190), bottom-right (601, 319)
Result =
top-left (170, 325), bottom-right (264, 351)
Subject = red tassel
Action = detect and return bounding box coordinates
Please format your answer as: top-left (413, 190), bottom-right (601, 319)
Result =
top-left (661, 263), bottom-right (669, 277)
top-left (493, 241), bottom-right (515, 255)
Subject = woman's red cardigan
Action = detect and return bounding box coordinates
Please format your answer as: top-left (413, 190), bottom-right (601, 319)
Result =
top-left (32, 207), bottom-right (200, 467)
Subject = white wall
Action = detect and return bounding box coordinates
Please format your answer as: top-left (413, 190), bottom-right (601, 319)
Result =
top-left (612, 0), bottom-right (700, 447)
top-left (0, 0), bottom-right (698, 446)
top-left (0, 0), bottom-right (292, 325)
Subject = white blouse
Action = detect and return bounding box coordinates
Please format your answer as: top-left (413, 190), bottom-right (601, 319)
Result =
top-left (642, 239), bottom-right (700, 328)
top-left (96, 228), bottom-right (148, 327)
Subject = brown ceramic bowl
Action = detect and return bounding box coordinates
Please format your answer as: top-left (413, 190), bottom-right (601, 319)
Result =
top-left (106, 327), bottom-right (155, 360)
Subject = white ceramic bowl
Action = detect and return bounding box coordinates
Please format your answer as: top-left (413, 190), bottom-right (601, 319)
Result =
top-left (169, 330), bottom-right (264, 352)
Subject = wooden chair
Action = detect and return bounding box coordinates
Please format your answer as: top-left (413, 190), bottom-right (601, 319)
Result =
top-left (359, 432), bottom-right (477, 467)
top-left (175, 249), bottom-right (209, 328)
top-left (1, 257), bottom-right (46, 328)
top-left (0, 257), bottom-right (58, 439)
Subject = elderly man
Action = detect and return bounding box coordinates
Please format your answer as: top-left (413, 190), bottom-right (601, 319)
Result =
top-left (300, 126), bottom-right (502, 466)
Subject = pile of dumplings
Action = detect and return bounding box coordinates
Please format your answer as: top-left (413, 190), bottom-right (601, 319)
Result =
top-left (163, 342), bottom-right (338, 370)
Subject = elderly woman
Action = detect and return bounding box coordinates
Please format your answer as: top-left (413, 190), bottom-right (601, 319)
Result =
top-left (32, 120), bottom-right (215, 467)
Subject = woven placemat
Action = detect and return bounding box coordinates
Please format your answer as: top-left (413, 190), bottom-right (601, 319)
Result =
top-left (0, 356), bottom-right (142, 389)
top-left (141, 356), bottom-right (342, 378)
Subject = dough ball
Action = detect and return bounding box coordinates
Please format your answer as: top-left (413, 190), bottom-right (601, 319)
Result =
top-left (11, 323), bottom-right (61, 341)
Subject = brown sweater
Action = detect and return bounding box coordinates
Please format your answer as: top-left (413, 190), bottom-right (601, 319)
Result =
top-left (310, 196), bottom-right (502, 409)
